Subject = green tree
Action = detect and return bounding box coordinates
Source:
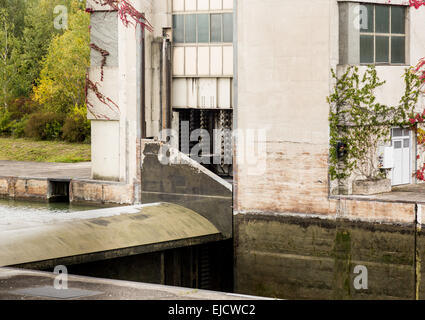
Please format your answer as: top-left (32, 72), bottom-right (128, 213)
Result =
top-left (0, 8), bottom-right (19, 109)
top-left (17, 0), bottom-right (73, 97)
top-left (33, 6), bottom-right (90, 113)
top-left (0, 0), bottom-right (26, 37)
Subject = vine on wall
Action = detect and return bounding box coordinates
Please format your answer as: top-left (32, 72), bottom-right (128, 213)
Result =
top-left (328, 66), bottom-right (420, 181)
top-left (84, 0), bottom-right (153, 119)
top-left (87, 0), bottom-right (153, 32)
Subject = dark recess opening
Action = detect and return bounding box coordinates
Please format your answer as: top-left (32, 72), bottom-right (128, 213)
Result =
top-left (49, 180), bottom-right (70, 203)
top-left (60, 240), bottom-right (234, 292)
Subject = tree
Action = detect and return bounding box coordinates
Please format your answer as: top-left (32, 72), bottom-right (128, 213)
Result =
top-left (33, 6), bottom-right (90, 114)
top-left (0, 8), bottom-right (19, 109)
top-left (17, 0), bottom-right (73, 97)
top-left (0, 0), bottom-right (26, 37)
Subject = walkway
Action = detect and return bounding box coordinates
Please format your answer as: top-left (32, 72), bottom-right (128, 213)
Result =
top-left (0, 268), bottom-right (262, 300)
top-left (0, 160), bottom-right (91, 180)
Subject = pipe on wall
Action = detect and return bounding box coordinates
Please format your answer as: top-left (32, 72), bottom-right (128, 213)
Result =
top-left (160, 31), bottom-right (172, 136)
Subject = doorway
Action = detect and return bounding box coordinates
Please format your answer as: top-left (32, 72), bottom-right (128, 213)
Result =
top-left (391, 128), bottom-right (411, 186)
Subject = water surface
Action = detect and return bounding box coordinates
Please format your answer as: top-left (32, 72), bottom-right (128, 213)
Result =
top-left (0, 198), bottom-right (105, 215)
top-left (0, 199), bottom-right (109, 227)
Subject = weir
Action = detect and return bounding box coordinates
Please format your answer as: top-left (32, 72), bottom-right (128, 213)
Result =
top-left (9, 0), bottom-right (425, 300)
top-left (0, 140), bottom-right (233, 291)
top-left (0, 203), bottom-right (223, 268)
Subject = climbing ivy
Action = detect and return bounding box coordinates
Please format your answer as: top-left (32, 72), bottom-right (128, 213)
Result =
top-left (328, 65), bottom-right (420, 181)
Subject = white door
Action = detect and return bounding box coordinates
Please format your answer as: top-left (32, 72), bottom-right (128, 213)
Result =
top-left (391, 128), bottom-right (411, 186)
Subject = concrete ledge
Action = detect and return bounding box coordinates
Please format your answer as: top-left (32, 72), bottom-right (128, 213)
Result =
top-left (0, 176), bottom-right (136, 205)
top-left (0, 268), bottom-right (268, 300)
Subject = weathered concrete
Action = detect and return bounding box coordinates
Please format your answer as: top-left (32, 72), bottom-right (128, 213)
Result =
top-left (234, 212), bottom-right (416, 300)
top-left (70, 179), bottom-right (134, 204)
top-left (0, 203), bottom-right (222, 268)
top-left (0, 177), bottom-right (49, 200)
top-left (352, 179), bottom-right (392, 195)
top-left (0, 268), bottom-right (267, 300)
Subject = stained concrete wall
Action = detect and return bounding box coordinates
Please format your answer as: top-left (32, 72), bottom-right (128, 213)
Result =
top-left (235, 213), bottom-right (417, 300)
top-left (235, 0), bottom-right (335, 216)
top-left (0, 177), bottom-right (48, 201)
top-left (70, 179), bottom-right (134, 204)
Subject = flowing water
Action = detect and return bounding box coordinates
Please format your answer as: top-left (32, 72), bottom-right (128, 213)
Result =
top-left (0, 198), bottom-right (109, 226)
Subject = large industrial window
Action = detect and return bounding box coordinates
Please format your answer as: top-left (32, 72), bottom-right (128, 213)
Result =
top-left (197, 14), bottom-right (209, 42)
top-left (211, 14), bottom-right (222, 42)
top-left (185, 14), bottom-right (197, 42)
top-left (173, 13), bottom-right (233, 44)
top-left (173, 15), bottom-right (185, 43)
top-left (360, 4), bottom-right (406, 64)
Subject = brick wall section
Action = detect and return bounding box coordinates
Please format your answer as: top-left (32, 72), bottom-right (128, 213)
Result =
top-left (236, 142), bottom-right (333, 215)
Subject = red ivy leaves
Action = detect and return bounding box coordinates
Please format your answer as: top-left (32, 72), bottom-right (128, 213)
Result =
top-left (85, 0), bottom-right (154, 119)
top-left (409, 0), bottom-right (425, 9)
top-left (417, 164), bottom-right (425, 180)
top-left (87, 0), bottom-right (153, 32)
top-left (409, 110), bottom-right (425, 125)
top-left (89, 44), bottom-right (109, 81)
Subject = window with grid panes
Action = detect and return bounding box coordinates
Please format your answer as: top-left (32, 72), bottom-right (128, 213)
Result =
top-left (360, 4), bottom-right (406, 64)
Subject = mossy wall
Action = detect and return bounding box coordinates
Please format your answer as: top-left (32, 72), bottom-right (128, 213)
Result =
top-left (234, 213), bottom-right (417, 300)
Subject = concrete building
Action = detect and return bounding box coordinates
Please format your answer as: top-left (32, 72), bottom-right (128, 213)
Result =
top-left (85, 0), bottom-right (425, 299)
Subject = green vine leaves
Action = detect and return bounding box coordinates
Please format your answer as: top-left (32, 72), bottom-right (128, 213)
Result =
top-left (328, 65), bottom-right (420, 181)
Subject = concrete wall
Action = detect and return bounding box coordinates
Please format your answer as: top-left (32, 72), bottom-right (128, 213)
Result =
top-left (235, 213), bottom-right (417, 299)
top-left (0, 177), bottom-right (49, 201)
top-left (91, 121), bottom-right (120, 181)
top-left (140, 140), bottom-right (233, 238)
top-left (70, 179), bottom-right (134, 204)
top-left (235, 0), bottom-right (334, 216)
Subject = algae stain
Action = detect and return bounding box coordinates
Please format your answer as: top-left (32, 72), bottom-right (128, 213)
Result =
top-left (333, 230), bottom-right (352, 299)
top-left (416, 246), bottom-right (421, 300)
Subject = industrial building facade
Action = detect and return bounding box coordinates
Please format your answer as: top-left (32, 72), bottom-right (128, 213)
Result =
top-left (86, 0), bottom-right (425, 299)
